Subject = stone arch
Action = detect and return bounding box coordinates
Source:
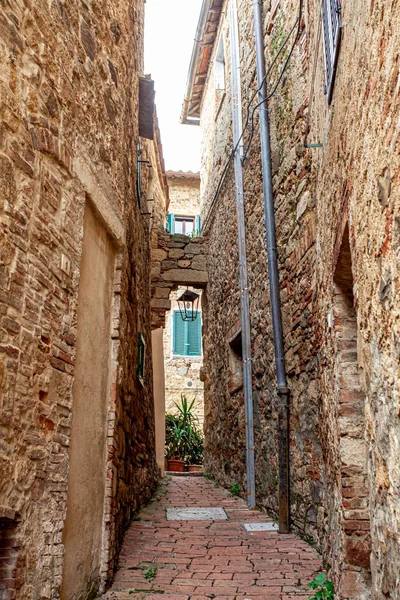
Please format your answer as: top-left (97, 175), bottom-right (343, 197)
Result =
top-left (333, 224), bottom-right (371, 597)
top-left (151, 232), bottom-right (208, 329)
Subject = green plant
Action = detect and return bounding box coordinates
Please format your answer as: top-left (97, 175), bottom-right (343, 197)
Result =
top-left (143, 567), bottom-right (157, 581)
top-left (204, 472), bottom-right (212, 480)
top-left (165, 394), bottom-right (204, 465)
top-left (165, 413), bottom-right (185, 460)
top-left (307, 573), bottom-right (334, 599)
top-left (173, 394), bottom-right (198, 432)
top-left (229, 482), bottom-right (241, 497)
top-left (186, 429), bottom-right (204, 464)
top-left (214, 481), bottom-right (221, 487)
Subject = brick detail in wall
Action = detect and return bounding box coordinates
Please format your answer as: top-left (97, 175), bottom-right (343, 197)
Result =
top-left (333, 225), bottom-right (371, 598)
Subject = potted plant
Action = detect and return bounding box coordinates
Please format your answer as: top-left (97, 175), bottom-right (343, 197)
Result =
top-left (165, 413), bottom-right (185, 472)
top-left (186, 429), bottom-right (204, 472)
top-left (165, 395), bottom-right (204, 472)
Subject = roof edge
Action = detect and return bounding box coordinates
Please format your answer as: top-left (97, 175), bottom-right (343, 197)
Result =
top-left (180, 0), bottom-right (223, 125)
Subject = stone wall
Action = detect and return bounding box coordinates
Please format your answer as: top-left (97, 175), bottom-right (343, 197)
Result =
top-left (197, 0), bottom-right (400, 598)
top-left (150, 232), bottom-right (208, 330)
top-left (0, 0), bottom-right (161, 598)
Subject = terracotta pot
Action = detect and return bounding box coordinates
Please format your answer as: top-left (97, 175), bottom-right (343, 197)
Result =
top-left (187, 465), bottom-right (202, 472)
top-left (167, 459), bottom-right (185, 472)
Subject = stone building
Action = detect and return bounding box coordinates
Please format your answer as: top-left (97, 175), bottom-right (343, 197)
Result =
top-left (182, 0), bottom-right (400, 598)
top-left (0, 0), bottom-right (168, 598)
top-left (163, 172), bottom-right (204, 425)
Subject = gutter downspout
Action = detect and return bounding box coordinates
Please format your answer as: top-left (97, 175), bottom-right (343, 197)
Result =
top-left (252, 0), bottom-right (290, 533)
top-left (180, 0), bottom-right (211, 125)
top-left (229, 0), bottom-right (256, 509)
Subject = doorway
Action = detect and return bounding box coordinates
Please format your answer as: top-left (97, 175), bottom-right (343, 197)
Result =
top-left (61, 201), bottom-right (115, 600)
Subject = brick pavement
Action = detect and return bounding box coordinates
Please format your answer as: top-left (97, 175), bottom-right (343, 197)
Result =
top-left (103, 476), bottom-right (322, 600)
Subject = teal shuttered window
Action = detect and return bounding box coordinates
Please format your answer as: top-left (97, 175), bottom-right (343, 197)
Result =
top-left (167, 214), bottom-right (201, 236)
top-left (173, 311), bottom-right (202, 356)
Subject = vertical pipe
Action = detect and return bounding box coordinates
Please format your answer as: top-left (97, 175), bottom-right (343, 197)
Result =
top-left (252, 0), bottom-right (290, 533)
top-left (229, 0), bottom-right (256, 509)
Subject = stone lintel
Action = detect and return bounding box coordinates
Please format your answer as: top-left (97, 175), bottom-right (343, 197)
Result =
top-left (161, 269), bottom-right (208, 285)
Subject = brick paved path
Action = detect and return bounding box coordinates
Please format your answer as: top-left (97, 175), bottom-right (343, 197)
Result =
top-left (103, 476), bottom-right (322, 600)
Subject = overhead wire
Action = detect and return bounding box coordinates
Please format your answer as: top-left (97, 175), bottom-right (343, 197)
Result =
top-left (202, 0), bottom-right (303, 232)
top-left (242, 0), bottom-right (304, 161)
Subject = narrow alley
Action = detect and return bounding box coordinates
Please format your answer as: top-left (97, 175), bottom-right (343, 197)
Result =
top-left (1, 0), bottom-right (400, 599)
top-left (103, 476), bottom-right (321, 600)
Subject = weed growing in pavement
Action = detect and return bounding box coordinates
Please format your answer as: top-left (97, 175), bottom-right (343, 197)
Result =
top-left (143, 567), bottom-right (158, 581)
top-left (214, 481), bottom-right (221, 487)
top-left (307, 573), bottom-right (334, 599)
top-left (204, 472), bottom-right (212, 480)
top-left (228, 482), bottom-right (241, 497)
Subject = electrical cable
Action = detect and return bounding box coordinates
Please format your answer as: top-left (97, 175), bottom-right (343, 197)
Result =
top-left (242, 0), bottom-right (304, 161)
top-left (202, 0), bottom-right (303, 232)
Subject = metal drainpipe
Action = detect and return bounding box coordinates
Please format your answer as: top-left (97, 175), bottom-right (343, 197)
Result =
top-left (229, 0), bottom-right (256, 509)
top-left (252, 0), bottom-right (290, 533)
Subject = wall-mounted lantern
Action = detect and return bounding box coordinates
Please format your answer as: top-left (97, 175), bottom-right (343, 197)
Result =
top-left (177, 289), bottom-right (200, 322)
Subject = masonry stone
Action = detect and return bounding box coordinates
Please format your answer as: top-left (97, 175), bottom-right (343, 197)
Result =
top-left (0, 0), bottom-right (163, 597)
top-left (190, 0), bottom-right (400, 598)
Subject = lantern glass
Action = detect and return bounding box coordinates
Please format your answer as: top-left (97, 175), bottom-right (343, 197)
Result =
top-left (177, 289), bottom-right (200, 321)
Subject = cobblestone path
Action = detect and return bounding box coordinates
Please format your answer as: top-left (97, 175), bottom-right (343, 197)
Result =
top-left (103, 476), bottom-right (322, 600)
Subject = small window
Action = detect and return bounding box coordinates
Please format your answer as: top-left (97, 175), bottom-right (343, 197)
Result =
top-left (166, 213), bottom-right (201, 237)
top-left (228, 329), bottom-right (243, 395)
top-left (167, 214), bottom-right (200, 236)
top-left (322, 0), bottom-right (342, 104)
top-left (173, 311), bottom-right (202, 356)
top-left (137, 332), bottom-right (146, 385)
top-left (175, 217), bottom-right (195, 236)
top-left (215, 36), bottom-right (225, 90)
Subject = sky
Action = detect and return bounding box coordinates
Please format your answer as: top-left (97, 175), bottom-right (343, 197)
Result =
top-left (144, 0), bottom-right (203, 172)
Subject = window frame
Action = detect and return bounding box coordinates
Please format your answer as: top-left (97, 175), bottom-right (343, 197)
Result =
top-left (174, 216), bottom-right (195, 236)
top-left (215, 35), bottom-right (226, 91)
top-left (137, 332), bottom-right (146, 385)
top-left (321, 0), bottom-right (342, 104)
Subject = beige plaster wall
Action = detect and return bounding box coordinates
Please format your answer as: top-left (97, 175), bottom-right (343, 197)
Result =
top-left (61, 201), bottom-right (115, 600)
top-left (167, 174), bottom-right (201, 219)
top-left (152, 327), bottom-right (166, 474)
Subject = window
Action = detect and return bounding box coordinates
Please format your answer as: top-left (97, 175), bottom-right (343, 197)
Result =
top-left (175, 217), bottom-right (195, 235)
top-left (167, 214), bottom-right (201, 236)
top-left (322, 0), bottom-right (342, 104)
top-left (137, 332), bottom-right (146, 385)
top-left (173, 311), bottom-right (202, 356)
top-left (215, 36), bottom-right (225, 90)
top-left (228, 329), bottom-right (243, 394)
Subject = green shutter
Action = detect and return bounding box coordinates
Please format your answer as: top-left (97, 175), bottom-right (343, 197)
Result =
top-left (173, 312), bottom-right (186, 354)
top-left (173, 312), bottom-right (202, 356)
top-left (195, 215), bottom-right (201, 235)
top-left (187, 316), bottom-right (201, 356)
top-left (167, 213), bottom-right (175, 233)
